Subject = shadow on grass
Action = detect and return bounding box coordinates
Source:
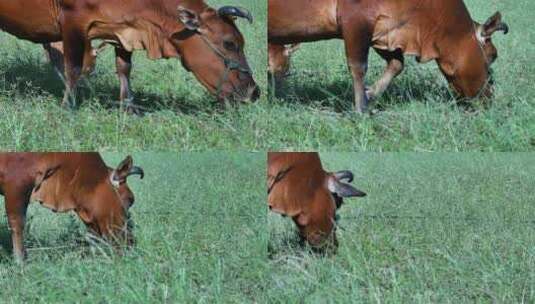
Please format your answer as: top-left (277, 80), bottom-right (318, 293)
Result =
top-left (268, 232), bottom-right (303, 260)
top-left (270, 69), bottom-right (454, 111)
top-left (0, 59), bottom-right (222, 115)
top-left (269, 231), bottom-right (335, 259)
top-left (0, 216), bottom-right (114, 263)
top-left (0, 223), bottom-right (13, 262)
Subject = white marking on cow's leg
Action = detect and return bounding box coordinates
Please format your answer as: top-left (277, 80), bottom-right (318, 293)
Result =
top-left (61, 29), bottom-right (88, 109)
top-left (349, 62), bottom-right (369, 113)
top-left (62, 66), bottom-right (81, 109)
top-left (343, 29), bottom-right (371, 113)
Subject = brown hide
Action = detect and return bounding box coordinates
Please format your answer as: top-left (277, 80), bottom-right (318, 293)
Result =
top-left (31, 154), bottom-right (106, 213)
top-left (268, 152), bottom-right (329, 217)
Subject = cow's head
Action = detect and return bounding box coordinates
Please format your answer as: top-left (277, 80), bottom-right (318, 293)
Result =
top-left (269, 166), bottom-right (366, 251)
top-left (268, 43), bottom-right (300, 81)
top-left (95, 155), bottom-right (144, 245)
top-left (174, 5), bottom-right (260, 102)
top-left (299, 170), bottom-right (366, 250)
top-left (32, 154), bottom-right (144, 247)
top-left (438, 11), bottom-right (508, 99)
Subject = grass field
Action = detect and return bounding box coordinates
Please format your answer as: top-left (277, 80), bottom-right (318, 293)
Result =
top-left (1, 1), bottom-right (533, 151)
top-left (0, 0), bottom-right (267, 151)
top-left (268, 153), bottom-right (535, 302)
top-left (269, 0), bottom-right (535, 151)
top-left (0, 153), bottom-right (266, 303)
top-left (0, 153), bottom-right (532, 302)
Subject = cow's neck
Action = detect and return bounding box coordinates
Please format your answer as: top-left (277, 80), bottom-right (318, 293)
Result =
top-left (87, 9), bottom-right (183, 60)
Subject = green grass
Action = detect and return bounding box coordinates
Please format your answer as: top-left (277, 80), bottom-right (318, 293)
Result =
top-left (0, 0), bottom-right (267, 151)
top-left (0, 153), bottom-right (533, 302)
top-left (268, 0), bottom-right (535, 151)
top-left (268, 153), bottom-right (535, 302)
top-left (0, 153), bottom-right (267, 303)
top-left (1, 1), bottom-right (533, 150)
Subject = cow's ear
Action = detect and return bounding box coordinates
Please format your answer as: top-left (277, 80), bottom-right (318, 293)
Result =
top-left (178, 6), bottom-right (201, 31)
top-left (482, 11), bottom-right (509, 37)
top-left (327, 177), bottom-right (366, 198)
top-left (112, 155), bottom-right (133, 185)
top-left (34, 165), bottom-right (60, 192)
top-left (111, 156), bottom-right (144, 186)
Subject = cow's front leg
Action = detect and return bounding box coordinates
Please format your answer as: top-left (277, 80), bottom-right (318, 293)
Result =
top-left (115, 48), bottom-right (136, 113)
top-left (5, 190), bottom-right (30, 263)
top-left (343, 30), bottom-right (371, 113)
top-left (367, 49), bottom-right (404, 100)
top-left (61, 25), bottom-right (90, 109)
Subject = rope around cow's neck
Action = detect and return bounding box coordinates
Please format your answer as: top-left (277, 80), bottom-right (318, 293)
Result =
top-left (197, 34), bottom-right (251, 99)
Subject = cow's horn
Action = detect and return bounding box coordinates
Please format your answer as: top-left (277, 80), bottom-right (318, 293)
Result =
top-left (327, 178), bottom-right (366, 198)
top-left (218, 6), bottom-right (253, 24)
top-left (128, 166), bottom-right (144, 179)
top-left (334, 170), bottom-right (354, 183)
top-left (495, 22), bottom-right (509, 35)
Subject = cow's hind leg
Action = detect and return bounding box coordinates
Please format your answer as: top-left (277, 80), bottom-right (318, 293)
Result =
top-left (43, 42), bottom-right (66, 83)
top-left (5, 189), bottom-right (30, 263)
top-left (115, 48), bottom-right (137, 113)
top-left (366, 48), bottom-right (404, 100)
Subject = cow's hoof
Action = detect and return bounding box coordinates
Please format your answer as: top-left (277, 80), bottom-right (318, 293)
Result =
top-left (124, 103), bottom-right (144, 116)
top-left (365, 87), bottom-right (375, 100)
top-left (126, 106), bottom-right (142, 116)
top-left (61, 101), bottom-right (75, 111)
top-left (355, 106), bottom-right (369, 114)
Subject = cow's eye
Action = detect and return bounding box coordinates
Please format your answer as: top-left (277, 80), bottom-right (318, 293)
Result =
top-left (223, 41), bottom-right (238, 52)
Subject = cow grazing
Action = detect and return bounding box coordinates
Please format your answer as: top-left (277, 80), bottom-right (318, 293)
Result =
top-left (0, 153), bottom-right (144, 261)
top-left (268, 0), bottom-right (509, 112)
top-left (268, 152), bottom-right (366, 250)
top-left (268, 43), bottom-right (300, 82)
top-left (0, 0), bottom-right (259, 111)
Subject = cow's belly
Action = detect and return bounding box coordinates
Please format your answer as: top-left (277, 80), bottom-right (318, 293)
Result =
top-left (268, 0), bottom-right (340, 44)
top-left (0, 1), bottom-right (61, 43)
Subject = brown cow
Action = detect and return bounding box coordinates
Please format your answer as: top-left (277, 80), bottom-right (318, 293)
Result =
top-left (268, 152), bottom-right (366, 250)
top-left (268, 0), bottom-right (509, 112)
top-left (0, 153), bottom-right (144, 262)
top-left (0, 0), bottom-right (259, 111)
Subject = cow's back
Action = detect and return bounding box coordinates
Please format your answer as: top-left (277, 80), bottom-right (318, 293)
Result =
top-left (369, 0), bottom-right (474, 59)
top-left (0, 153), bottom-right (107, 197)
top-left (268, 0), bottom-right (339, 44)
top-left (269, 0), bottom-right (476, 56)
top-left (0, 0), bottom-right (61, 42)
top-left (0, 153), bottom-right (43, 195)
